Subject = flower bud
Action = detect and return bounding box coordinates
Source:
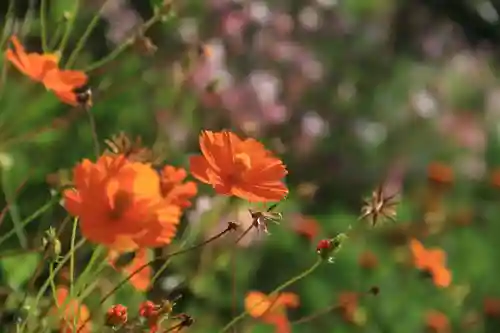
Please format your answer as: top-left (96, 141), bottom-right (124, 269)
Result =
top-left (316, 233), bottom-right (348, 263)
top-left (106, 304), bottom-right (128, 327)
top-left (42, 227), bottom-right (61, 261)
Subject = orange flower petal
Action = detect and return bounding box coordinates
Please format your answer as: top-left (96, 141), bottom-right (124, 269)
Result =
top-left (189, 155), bottom-right (211, 183)
top-left (64, 155), bottom-right (181, 251)
top-left (108, 248), bottom-right (151, 291)
top-left (432, 267), bottom-right (452, 288)
top-left (6, 36), bottom-right (59, 82)
top-left (191, 130), bottom-right (288, 202)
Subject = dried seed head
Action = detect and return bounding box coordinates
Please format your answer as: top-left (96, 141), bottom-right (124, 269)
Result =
top-left (42, 227), bottom-right (61, 261)
top-left (104, 132), bottom-right (163, 165)
top-left (360, 185), bottom-right (398, 227)
top-left (249, 209), bottom-right (283, 234)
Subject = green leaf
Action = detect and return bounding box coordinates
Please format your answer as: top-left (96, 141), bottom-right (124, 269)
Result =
top-left (0, 253), bottom-right (40, 290)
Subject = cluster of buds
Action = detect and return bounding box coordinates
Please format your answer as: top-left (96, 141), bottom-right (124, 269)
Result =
top-left (316, 233), bottom-right (348, 263)
top-left (106, 304), bottom-right (128, 327)
top-left (105, 299), bottom-right (190, 332)
top-left (138, 299), bottom-right (182, 332)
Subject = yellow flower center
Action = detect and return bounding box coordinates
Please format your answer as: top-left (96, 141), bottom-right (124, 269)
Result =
top-left (234, 153), bottom-right (252, 173)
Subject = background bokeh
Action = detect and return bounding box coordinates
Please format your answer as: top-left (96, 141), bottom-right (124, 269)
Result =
top-left (2, 0), bottom-right (500, 332)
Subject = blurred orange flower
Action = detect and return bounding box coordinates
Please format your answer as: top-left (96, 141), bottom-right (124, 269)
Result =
top-left (490, 169), bottom-right (500, 188)
top-left (245, 291), bottom-right (299, 333)
top-left (190, 130), bottom-right (288, 202)
top-left (410, 239), bottom-right (451, 288)
top-left (338, 292), bottom-right (358, 323)
top-left (484, 297), bottom-right (500, 317)
top-left (292, 215), bottom-right (320, 240)
top-left (427, 162), bottom-right (453, 185)
top-left (6, 35), bottom-right (89, 107)
top-left (5, 35), bottom-right (58, 82)
top-left (43, 68), bottom-right (90, 106)
top-left (108, 248), bottom-right (152, 291)
top-left (359, 251), bottom-right (378, 269)
top-left (52, 286), bottom-right (91, 333)
top-left (160, 165), bottom-right (197, 207)
top-left (425, 310), bottom-right (450, 333)
top-left (64, 154), bottom-right (181, 251)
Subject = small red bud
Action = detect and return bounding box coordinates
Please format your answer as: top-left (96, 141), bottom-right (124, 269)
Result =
top-left (316, 239), bottom-right (334, 262)
top-left (139, 300), bottom-right (158, 318)
top-left (106, 304), bottom-right (128, 327)
top-left (139, 300), bottom-right (161, 332)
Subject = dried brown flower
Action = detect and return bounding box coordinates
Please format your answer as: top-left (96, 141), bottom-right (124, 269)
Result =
top-left (360, 185), bottom-right (398, 227)
top-left (103, 132), bottom-right (163, 165)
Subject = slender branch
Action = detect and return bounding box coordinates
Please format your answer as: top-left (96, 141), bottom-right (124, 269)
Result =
top-left (220, 258), bottom-right (322, 333)
top-left (76, 222), bottom-right (237, 333)
top-left (231, 223), bottom-right (254, 333)
top-left (40, 0), bottom-right (48, 52)
top-left (65, 0), bottom-right (111, 68)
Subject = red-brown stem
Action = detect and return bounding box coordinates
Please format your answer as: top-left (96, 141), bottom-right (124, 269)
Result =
top-left (76, 223), bottom-right (235, 333)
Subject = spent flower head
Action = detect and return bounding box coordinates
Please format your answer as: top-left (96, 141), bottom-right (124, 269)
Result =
top-left (360, 184), bottom-right (398, 227)
top-left (42, 227), bottom-right (62, 262)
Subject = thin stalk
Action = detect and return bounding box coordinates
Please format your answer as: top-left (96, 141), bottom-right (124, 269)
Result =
top-left (19, 238), bottom-right (86, 333)
top-left (40, 0), bottom-right (48, 52)
top-left (76, 223), bottom-right (236, 333)
top-left (65, 0), bottom-right (110, 68)
top-left (0, 196), bottom-right (60, 247)
top-left (58, 0), bottom-right (80, 55)
top-left (219, 258), bottom-right (322, 333)
top-left (0, 0), bottom-right (15, 51)
top-left (83, 14), bottom-right (161, 73)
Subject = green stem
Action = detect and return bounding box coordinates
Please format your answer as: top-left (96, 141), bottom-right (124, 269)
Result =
top-left (19, 238), bottom-right (86, 333)
top-left (75, 223), bottom-right (235, 333)
top-left (219, 258), bottom-right (322, 333)
top-left (65, 0), bottom-right (110, 68)
top-left (83, 14), bottom-right (161, 73)
top-left (48, 21), bottom-right (64, 51)
top-left (58, 0), bottom-right (80, 55)
top-left (69, 217), bottom-right (78, 305)
top-left (0, 0), bottom-right (14, 51)
top-left (48, 263), bottom-right (58, 308)
top-left (0, 195), bottom-right (59, 247)
top-left (40, 0), bottom-right (48, 52)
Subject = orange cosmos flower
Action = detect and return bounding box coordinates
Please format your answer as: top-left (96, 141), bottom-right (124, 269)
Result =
top-left (52, 286), bottom-right (91, 333)
top-left (64, 154), bottom-right (181, 251)
top-left (5, 35), bottom-right (59, 82)
top-left (108, 248), bottom-right (152, 291)
top-left (190, 130), bottom-right (288, 202)
top-left (427, 162), bottom-right (453, 185)
top-left (43, 68), bottom-right (90, 106)
top-left (410, 239), bottom-right (452, 288)
top-left (159, 165), bottom-right (197, 207)
top-left (425, 310), bottom-right (450, 333)
top-left (6, 36), bottom-right (89, 107)
top-left (484, 297), bottom-right (500, 317)
top-left (292, 215), bottom-right (320, 240)
top-left (359, 250), bottom-right (378, 269)
top-left (338, 291), bottom-right (359, 323)
top-left (245, 291), bottom-right (299, 333)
